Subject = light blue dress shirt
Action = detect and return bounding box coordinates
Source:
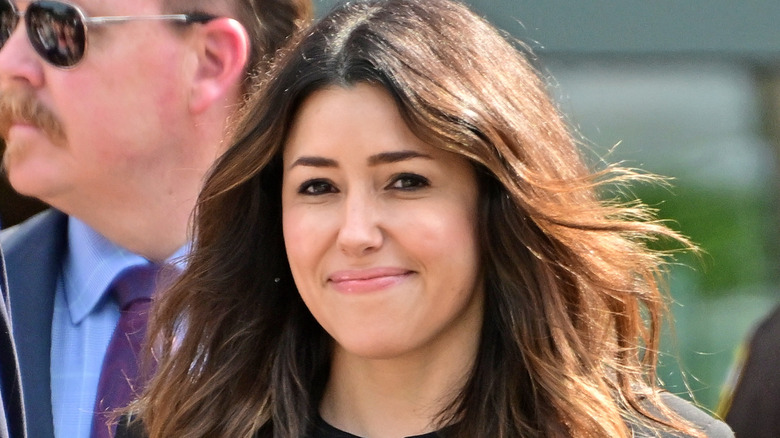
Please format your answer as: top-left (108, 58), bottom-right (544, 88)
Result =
top-left (50, 217), bottom-right (186, 438)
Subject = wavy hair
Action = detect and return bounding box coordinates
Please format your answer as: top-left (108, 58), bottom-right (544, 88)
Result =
top-left (136, 0), bottom-right (701, 436)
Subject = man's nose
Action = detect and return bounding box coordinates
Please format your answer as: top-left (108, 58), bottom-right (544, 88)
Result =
top-left (0, 18), bottom-right (45, 89)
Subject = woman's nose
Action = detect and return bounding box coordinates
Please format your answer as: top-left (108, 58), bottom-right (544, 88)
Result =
top-left (336, 193), bottom-right (383, 256)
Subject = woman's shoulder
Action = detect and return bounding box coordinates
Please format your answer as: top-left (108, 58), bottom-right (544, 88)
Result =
top-left (631, 392), bottom-right (734, 438)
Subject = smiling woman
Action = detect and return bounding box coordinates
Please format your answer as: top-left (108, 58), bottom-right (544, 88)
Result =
top-left (130, 0), bottom-right (734, 437)
top-left (282, 84), bottom-right (483, 370)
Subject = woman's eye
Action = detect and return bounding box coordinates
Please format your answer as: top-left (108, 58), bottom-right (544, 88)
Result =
top-left (299, 179), bottom-right (337, 195)
top-left (389, 173), bottom-right (430, 191)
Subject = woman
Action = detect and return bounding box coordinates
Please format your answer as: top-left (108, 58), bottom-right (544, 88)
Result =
top-left (132, 0), bottom-right (733, 436)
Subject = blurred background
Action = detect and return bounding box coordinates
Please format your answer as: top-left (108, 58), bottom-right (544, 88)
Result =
top-left (307, 0), bottom-right (780, 411)
top-left (2, 0), bottom-right (779, 413)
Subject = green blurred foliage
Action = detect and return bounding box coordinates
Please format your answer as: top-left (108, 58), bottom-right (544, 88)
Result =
top-left (632, 182), bottom-right (779, 294)
top-left (629, 180), bottom-right (780, 409)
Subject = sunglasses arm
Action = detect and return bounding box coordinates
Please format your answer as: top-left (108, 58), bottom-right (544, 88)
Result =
top-left (86, 14), bottom-right (216, 26)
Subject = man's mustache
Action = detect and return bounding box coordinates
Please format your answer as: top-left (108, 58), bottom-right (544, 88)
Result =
top-left (0, 89), bottom-right (66, 143)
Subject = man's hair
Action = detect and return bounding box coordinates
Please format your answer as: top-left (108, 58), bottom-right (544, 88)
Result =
top-left (163, 0), bottom-right (313, 79)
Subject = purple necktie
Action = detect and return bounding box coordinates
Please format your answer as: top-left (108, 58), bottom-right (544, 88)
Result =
top-left (91, 264), bottom-right (160, 438)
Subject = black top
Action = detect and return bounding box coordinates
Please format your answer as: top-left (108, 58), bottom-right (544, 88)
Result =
top-left (302, 393), bottom-right (734, 438)
top-left (310, 417), bottom-right (439, 438)
top-left (115, 415), bottom-right (442, 438)
top-left (116, 392), bottom-right (733, 438)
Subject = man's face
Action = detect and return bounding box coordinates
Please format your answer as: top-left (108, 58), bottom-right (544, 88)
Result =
top-left (0, 0), bottom-right (196, 213)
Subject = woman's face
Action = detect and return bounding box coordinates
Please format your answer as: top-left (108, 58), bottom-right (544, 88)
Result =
top-left (281, 84), bottom-right (484, 361)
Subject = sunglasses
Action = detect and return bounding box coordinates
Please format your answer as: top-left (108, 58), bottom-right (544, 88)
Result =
top-left (0, 0), bottom-right (215, 68)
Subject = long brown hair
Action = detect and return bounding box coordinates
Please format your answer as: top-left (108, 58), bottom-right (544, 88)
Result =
top-left (137, 0), bottom-right (701, 436)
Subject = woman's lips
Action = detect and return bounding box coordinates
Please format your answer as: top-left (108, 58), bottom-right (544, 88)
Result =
top-left (328, 267), bottom-right (413, 294)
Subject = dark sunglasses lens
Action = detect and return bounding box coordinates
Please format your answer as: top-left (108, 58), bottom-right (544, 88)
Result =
top-left (0, 1), bottom-right (18, 48)
top-left (26, 1), bottom-right (85, 67)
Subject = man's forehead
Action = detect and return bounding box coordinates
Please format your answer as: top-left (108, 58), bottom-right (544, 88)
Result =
top-left (13, 0), bottom-right (166, 14)
top-left (11, 0), bottom-right (150, 10)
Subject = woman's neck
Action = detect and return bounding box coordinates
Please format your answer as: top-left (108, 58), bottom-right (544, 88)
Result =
top-left (320, 336), bottom-right (479, 438)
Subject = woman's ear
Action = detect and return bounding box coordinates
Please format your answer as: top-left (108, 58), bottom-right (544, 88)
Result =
top-left (189, 18), bottom-right (250, 114)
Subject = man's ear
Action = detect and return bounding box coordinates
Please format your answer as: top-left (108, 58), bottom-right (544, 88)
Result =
top-left (189, 18), bottom-right (250, 114)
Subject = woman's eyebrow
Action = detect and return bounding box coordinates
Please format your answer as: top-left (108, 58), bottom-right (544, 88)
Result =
top-left (368, 150), bottom-right (432, 166)
top-left (289, 150), bottom-right (432, 170)
top-left (288, 156), bottom-right (338, 170)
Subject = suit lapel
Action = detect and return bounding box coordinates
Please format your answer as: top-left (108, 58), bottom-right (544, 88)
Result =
top-left (2, 210), bottom-right (67, 438)
top-left (0, 247), bottom-right (26, 438)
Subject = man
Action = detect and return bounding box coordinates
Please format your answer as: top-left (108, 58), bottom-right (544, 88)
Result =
top-left (0, 0), bottom-right (312, 437)
top-left (718, 304), bottom-right (780, 438)
top-left (0, 246), bottom-right (24, 438)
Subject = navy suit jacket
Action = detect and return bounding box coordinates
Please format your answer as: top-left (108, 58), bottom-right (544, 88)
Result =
top-left (1, 245), bottom-right (26, 438)
top-left (0, 210), bottom-right (67, 438)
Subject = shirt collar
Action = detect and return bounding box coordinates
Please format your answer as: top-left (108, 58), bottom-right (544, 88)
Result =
top-left (62, 217), bottom-right (187, 324)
